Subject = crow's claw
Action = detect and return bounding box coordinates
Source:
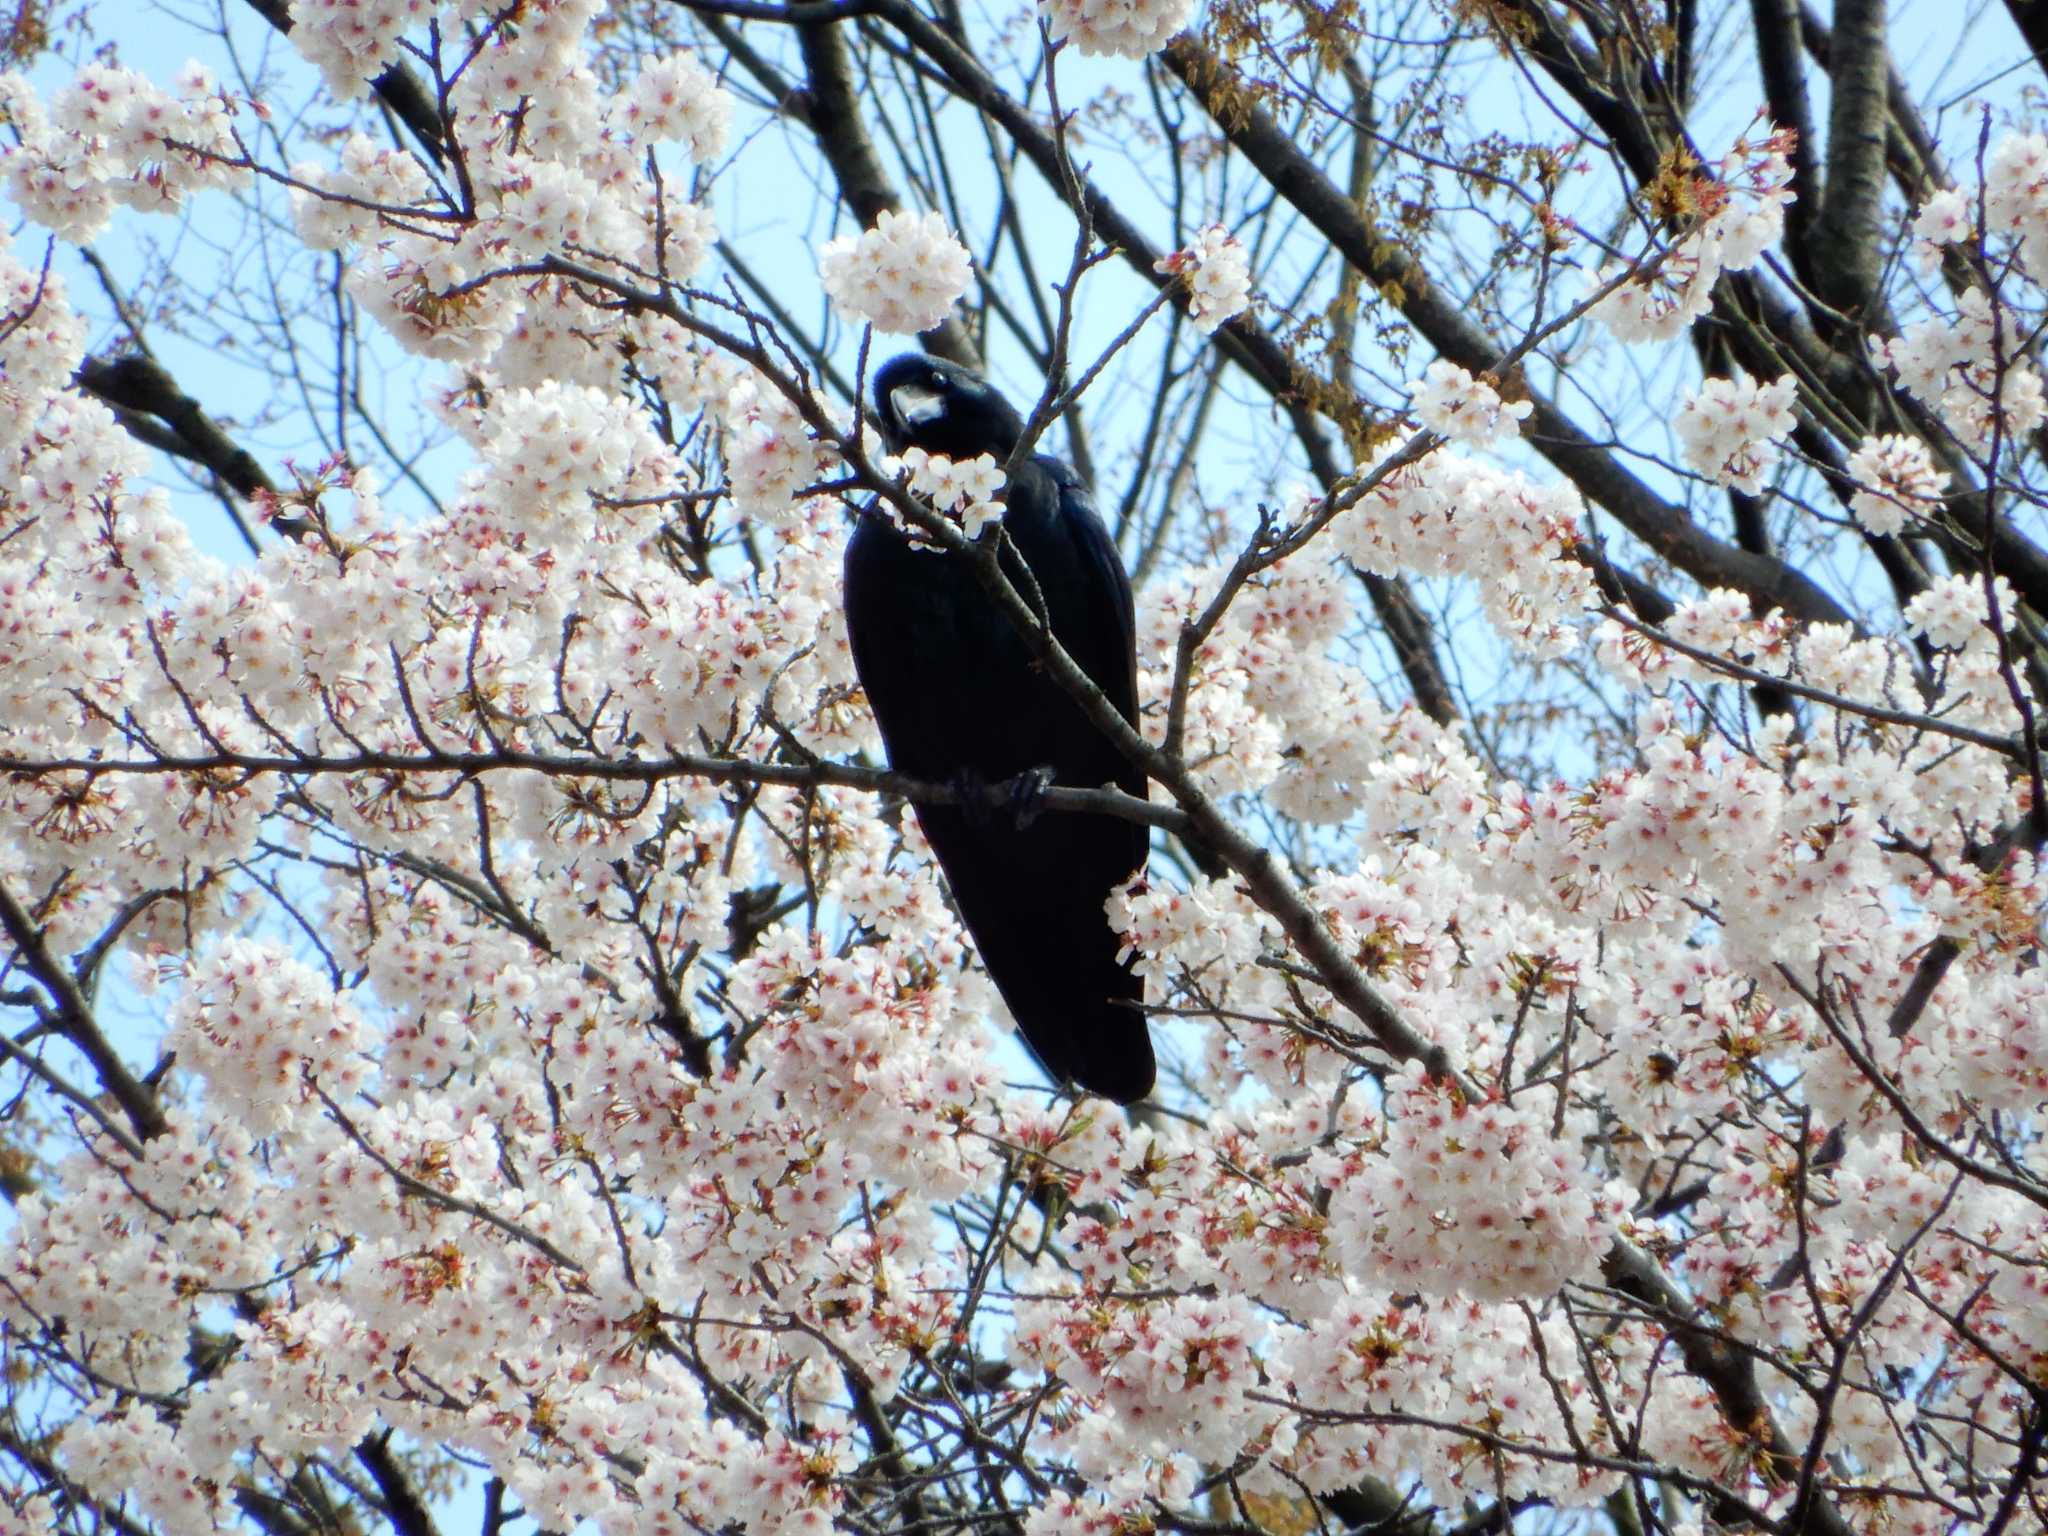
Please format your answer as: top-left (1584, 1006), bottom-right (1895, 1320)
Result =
top-left (1005, 765), bottom-right (1056, 830)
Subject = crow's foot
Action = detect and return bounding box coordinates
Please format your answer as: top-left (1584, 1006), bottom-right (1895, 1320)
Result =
top-left (1004, 765), bottom-right (1056, 830)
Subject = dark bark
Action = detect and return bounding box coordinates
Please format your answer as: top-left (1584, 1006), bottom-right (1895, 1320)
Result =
top-left (354, 1434), bottom-right (440, 1536)
top-left (0, 881), bottom-right (168, 1145)
top-left (1811, 0), bottom-right (1893, 326)
top-left (1750, 0), bottom-right (1820, 272)
top-left (75, 354), bottom-right (278, 502)
top-left (2005, 0), bottom-right (2048, 75)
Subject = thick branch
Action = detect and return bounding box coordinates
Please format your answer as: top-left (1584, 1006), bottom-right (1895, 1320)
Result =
top-left (353, 1433), bottom-right (438, 1536)
top-left (1810, 0), bottom-right (1892, 324)
top-left (1797, 4), bottom-right (1947, 200)
top-left (1597, 1243), bottom-right (1860, 1536)
top-left (2009, 0), bottom-right (2048, 77)
top-left (1361, 572), bottom-right (1460, 724)
top-left (75, 354), bottom-right (277, 502)
top-left (1491, 0), bottom-right (1662, 182)
top-left (1749, 0), bottom-right (1821, 278)
top-left (795, 21), bottom-right (905, 230)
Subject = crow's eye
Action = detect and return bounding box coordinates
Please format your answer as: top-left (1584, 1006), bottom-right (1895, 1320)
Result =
top-left (890, 383), bottom-right (947, 428)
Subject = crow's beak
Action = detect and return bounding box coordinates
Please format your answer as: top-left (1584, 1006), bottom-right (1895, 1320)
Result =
top-left (890, 383), bottom-right (947, 429)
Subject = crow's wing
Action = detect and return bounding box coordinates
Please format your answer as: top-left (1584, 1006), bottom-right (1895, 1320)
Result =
top-left (842, 478), bottom-right (1154, 1103)
top-left (1027, 454), bottom-right (1146, 798)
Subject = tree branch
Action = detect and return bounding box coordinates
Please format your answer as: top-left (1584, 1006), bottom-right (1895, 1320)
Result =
top-left (1159, 36), bottom-right (1855, 626)
top-left (239, 0), bottom-right (447, 165)
top-left (0, 879), bottom-right (168, 1145)
top-left (353, 1432), bottom-right (438, 1536)
top-left (1810, 0), bottom-right (1893, 326)
top-left (0, 743), bottom-right (1197, 835)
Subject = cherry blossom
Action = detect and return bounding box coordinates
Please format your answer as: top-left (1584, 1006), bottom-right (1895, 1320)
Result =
top-left (1042, 0), bottom-right (1198, 58)
top-left (890, 446), bottom-right (1007, 540)
top-left (1844, 433), bottom-right (1949, 535)
top-left (1409, 359), bottom-right (1533, 446)
top-left (1986, 130), bottom-right (2048, 269)
top-left (612, 51), bottom-right (733, 164)
top-left (1154, 222), bottom-right (1252, 332)
top-left (288, 0), bottom-right (435, 98)
top-left (1878, 286), bottom-right (2048, 451)
top-left (290, 133), bottom-right (436, 250)
top-left (1336, 451), bottom-right (1598, 655)
top-left (1592, 124), bottom-right (1795, 342)
top-left (1910, 186), bottom-right (1971, 264)
top-left (0, 10), bottom-right (2044, 1536)
top-left (818, 209), bottom-right (973, 335)
top-left (0, 62), bottom-right (245, 241)
top-left (1674, 371), bottom-right (1798, 491)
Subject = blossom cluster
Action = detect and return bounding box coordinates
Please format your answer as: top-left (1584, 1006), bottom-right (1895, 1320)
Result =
top-left (1155, 223), bottom-right (1253, 332)
top-left (0, 368), bottom-right (980, 1524)
top-left (1409, 360), bottom-right (1533, 446)
top-left (0, 62), bottom-right (245, 241)
top-left (280, 29), bottom-right (734, 376)
top-left (1317, 1064), bottom-right (1631, 1301)
top-left (1042, 0), bottom-right (1198, 58)
top-left (613, 50), bottom-right (733, 164)
top-left (1280, 1297), bottom-right (1625, 1509)
top-left (1338, 450), bottom-right (1599, 655)
top-left (1913, 132), bottom-right (2048, 275)
top-left (1877, 286), bottom-right (2047, 452)
top-left (1673, 371), bottom-right (1798, 491)
top-left (287, 0), bottom-right (435, 99)
top-left (1843, 433), bottom-right (1949, 535)
top-left (1867, 133), bottom-right (2048, 452)
top-left (818, 209), bottom-right (974, 335)
top-left (1591, 123), bottom-right (1795, 342)
top-left (1985, 130), bottom-right (2048, 270)
top-left (891, 445), bottom-right (1008, 540)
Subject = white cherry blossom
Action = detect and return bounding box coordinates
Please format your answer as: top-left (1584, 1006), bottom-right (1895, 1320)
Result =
top-left (1155, 222), bottom-right (1252, 332)
top-left (818, 209), bottom-right (973, 335)
top-left (1042, 0), bottom-right (1198, 57)
top-left (1410, 359), bottom-right (1533, 445)
top-left (1674, 371), bottom-right (1799, 491)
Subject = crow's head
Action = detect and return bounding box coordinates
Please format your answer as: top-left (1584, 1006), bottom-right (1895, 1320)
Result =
top-left (873, 354), bottom-right (1026, 462)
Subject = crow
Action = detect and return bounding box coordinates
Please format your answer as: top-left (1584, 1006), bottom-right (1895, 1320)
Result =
top-left (843, 354), bottom-right (1155, 1103)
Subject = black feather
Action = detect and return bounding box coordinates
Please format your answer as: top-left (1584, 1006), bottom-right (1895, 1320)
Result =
top-left (844, 355), bottom-right (1154, 1103)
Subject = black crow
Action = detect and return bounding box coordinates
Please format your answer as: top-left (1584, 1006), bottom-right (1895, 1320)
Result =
top-left (843, 354), bottom-right (1155, 1103)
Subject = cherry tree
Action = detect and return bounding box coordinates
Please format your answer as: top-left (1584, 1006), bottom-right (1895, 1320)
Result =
top-left (0, 2), bottom-right (2044, 1535)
